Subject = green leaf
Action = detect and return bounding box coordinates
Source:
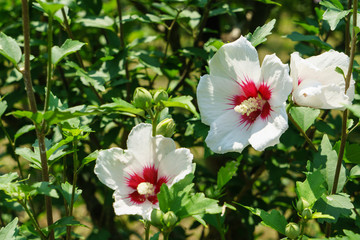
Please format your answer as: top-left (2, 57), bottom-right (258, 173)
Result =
top-left (289, 106), bottom-right (320, 132)
top-left (323, 9), bottom-right (350, 31)
top-left (0, 32), bottom-right (22, 66)
top-left (52, 39), bottom-right (85, 66)
top-left (150, 232), bottom-right (161, 240)
top-left (314, 193), bottom-right (353, 223)
top-left (47, 216), bottom-right (86, 232)
top-left (77, 16), bottom-right (114, 31)
top-left (127, 36), bottom-right (159, 49)
top-left (319, 134), bottom-right (346, 193)
top-left (76, 69), bottom-right (108, 92)
top-left (0, 172), bottom-right (19, 184)
top-left (8, 110), bottom-right (44, 124)
top-left (35, 0), bottom-right (64, 16)
top-left (15, 147), bottom-right (41, 169)
top-left (320, 0), bottom-right (344, 10)
top-left (14, 125), bottom-right (35, 143)
top-left (296, 170), bottom-right (326, 206)
top-left (46, 136), bottom-right (73, 159)
top-left (256, 0), bottom-right (281, 6)
top-left (349, 165), bottom-right (360, 179)
top-left (344, 143), bottom-right (360, 164)
top-left (99, 98), bottom-right (145, 118)
top-left (0, 218), bottom-right (18, 240)
top-left (138, 53), bottom-right (162, 75)
top-left (347, 104), bottom-right (360, 118)
top-left (246, 19), bottom-right (276, 47)
top-left (80, 150), bottom-right (99, 168)
top-left (241, 206), bottom-right (287, 235)
top-left (311, 212), bottom-right (335, 220)
top-left (0, 100), bottom-right (8, 117)
top-left (162, 96), bottom-right (199, 118)
top-left (343, 230), bottom-right (360, 239)
top-left (59, 182), bottom-right (82, 205)
top-left (287, 32), bottom-right (332, 50)
top-left (31, 182), bottom-right (59, 198)
top-left (217, 159), bottom-right (240, 190)
top-left (178, 10), bottom-right (201, 29)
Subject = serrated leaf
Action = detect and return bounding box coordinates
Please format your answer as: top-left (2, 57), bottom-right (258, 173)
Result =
top-left (217, 159), bottom-right (240, 190)
top-left (162, 96), bottom-right (199, 117)
top-left (349, 165), bottom-right (360, 178)
top-left (31, 182), bottom-right (59, 198)
top-left (0, 172), bottom-right (19, 184)
top-left (289, 106), bottom-right (320, 132)
top-left (80, 150), bottom-right (99, 168)
top-left (0, 33), bottom-right (22, 66)
top-left (15, 147), bottom-right (41, 169)
top-left (246, 19), bottom-right (276, 47)
top-left (59, 182), bottom-right (82, 205)
top-left (320, 134), bottom-right (346, 193)
top-left (241, 206), bottom-right (287, 235)
top-left (52, 39), bottom-right (85, 66)
top-left (323, 9), bottom-right (350, 31)
top-left (77, 16), bottom-right (114, 31)
top-left (14, 125), bottom-right (35, 143)
top-left (0, 218), bottom-right (18, 240)
top-left (296, 170), bottom-right (326, 206)
top-left (35, 0), bottom-right (64, 16)
top-left (314, 193), bottom-right (353, 223)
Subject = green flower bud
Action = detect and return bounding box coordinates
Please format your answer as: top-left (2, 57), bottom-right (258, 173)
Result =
top-left (302, 208), bottom-right (312, 220)
top-left (133, 87), bottom-right (153, 110)
top-left (296, 197), bottom-right (310, 212)
top-left (163, 211), bottom-right (177, 228)
top-left (153, 90), bottom-right (168, 105)
top-left (151, 209), bottom-right (164, 227)
top-left (156, 118), bottom-right (176, 137)
top-left (285, 222), bottom-right (300, 239)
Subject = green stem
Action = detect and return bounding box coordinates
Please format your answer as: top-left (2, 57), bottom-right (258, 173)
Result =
top-left (145, 221), bottom-right (151, 240)
top-left (20, 200), bottom-right (46, 240)
top-left (286, 106), bottom-right (318, 152)
top-left (152, 111), bottom-right (160, 137)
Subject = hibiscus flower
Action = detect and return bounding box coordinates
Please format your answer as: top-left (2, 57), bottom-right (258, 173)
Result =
top-left (94, 123), bottom-right (193, 219)
top-left (290, 51), bottom-right (355, 109)
top-left (197, 36), bottom-right (292, 153)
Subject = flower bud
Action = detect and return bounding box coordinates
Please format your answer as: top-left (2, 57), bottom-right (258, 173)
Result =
top-left (302, 208), bottom-right (312, 220)
top-left (156, 118), bottom-right (176, 137)
top-left (163, 211), bottom-right (177, 228)
top-left (150, 209), bottom-right (164, 227)
top-left (296, 197), bottom-right (310, 212)
top-left (285, 222), bottom-right (300, 239)
top-left (153, 90), bottom-right (168, 105)
top-left (133, 87), bottom-right (153, 110)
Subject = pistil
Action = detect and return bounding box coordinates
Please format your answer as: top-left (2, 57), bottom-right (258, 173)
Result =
top-left (234, 97), bottom-right (263, 116)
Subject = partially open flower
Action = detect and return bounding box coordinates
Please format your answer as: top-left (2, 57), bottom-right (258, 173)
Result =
top-left (94, 123), bottom-right (193, 220)
top-left (197, 36), bottom-right (292, 153)
top-left (290, 51), bottom-right (355, 110)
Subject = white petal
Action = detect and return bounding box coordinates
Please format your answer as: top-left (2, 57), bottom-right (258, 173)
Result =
top-left (113, 191), bottom-right (156, 220)
top-left (205, 110), bottom-right (251, 153)
top-left (260, 54), bottom-right (292, 107)
top-left (94, 148), bottom-right (128, 191)
top-left (158, 148), bottom-right (193, 186)
top-left (290, 52), bottom-right (303, 90)
top-left (248, 106), bottom-right (288, 151)
top-left (306, 50), bottom-right (349, 70)
top-left (125, 123), bottom-right (176, 174)
top-left (209, 36), bottom-right (261, 83)
top-left (197, 74), bottom-right (241, 125)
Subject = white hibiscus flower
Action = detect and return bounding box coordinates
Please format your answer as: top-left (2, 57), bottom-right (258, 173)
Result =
top-left (290, 51), bottom-right (355, 109)
top-left (197, 36), bottom-right (292, 153)
top-left (94, 123), bottom-right (193, 220)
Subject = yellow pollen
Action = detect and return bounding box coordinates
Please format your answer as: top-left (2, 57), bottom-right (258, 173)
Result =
top-left (137, 182), bottom-right (155, 196)
top-left (234, 97), bottom-right (262, 116)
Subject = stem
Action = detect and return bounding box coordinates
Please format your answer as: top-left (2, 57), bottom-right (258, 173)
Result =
top-left (144, 221), bottom-right (151, 240)
top-left (20, 200), bottom-right (47, 240)
top-left (21, 0), bottom-right (37, 113)
top-left (326, 0), bottom-right (357, 236)
top-left (116, 0), bottom-right (131, 101)
top-left (286, 106), bottom-right (318, 152)
top-left (0, 120), bottom-right (24, 179)
top-left (43, 15), bottom-right (53, 114)
top-left (66, 138), bottom-right (79, 240)
top-left (216, 214), bottom-right (226, 240)
top-left (21, 1), bottom-right (54, 239)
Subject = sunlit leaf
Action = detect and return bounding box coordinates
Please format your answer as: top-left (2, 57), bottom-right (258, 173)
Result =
top-left (0, 33), bottom-right (22, 66)
top-left (0, 218), bottom-right (18, 240)
top-left (52, 39), bottom-right (85, 66)
top-left (289, 106), bottom-right (320, 132)
top-left (246, 19), bottom-right (276, 47)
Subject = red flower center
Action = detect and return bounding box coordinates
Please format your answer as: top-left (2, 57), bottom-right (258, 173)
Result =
top-left (126, 165), bottom-right (168, 205)
top-left (230, 79), bottom-right (272, 126)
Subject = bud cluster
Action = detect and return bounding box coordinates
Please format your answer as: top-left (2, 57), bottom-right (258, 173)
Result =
top-left (133, 87), bottom-right (168, 111)
top-left (151, 209), bottom-right (178, 229)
